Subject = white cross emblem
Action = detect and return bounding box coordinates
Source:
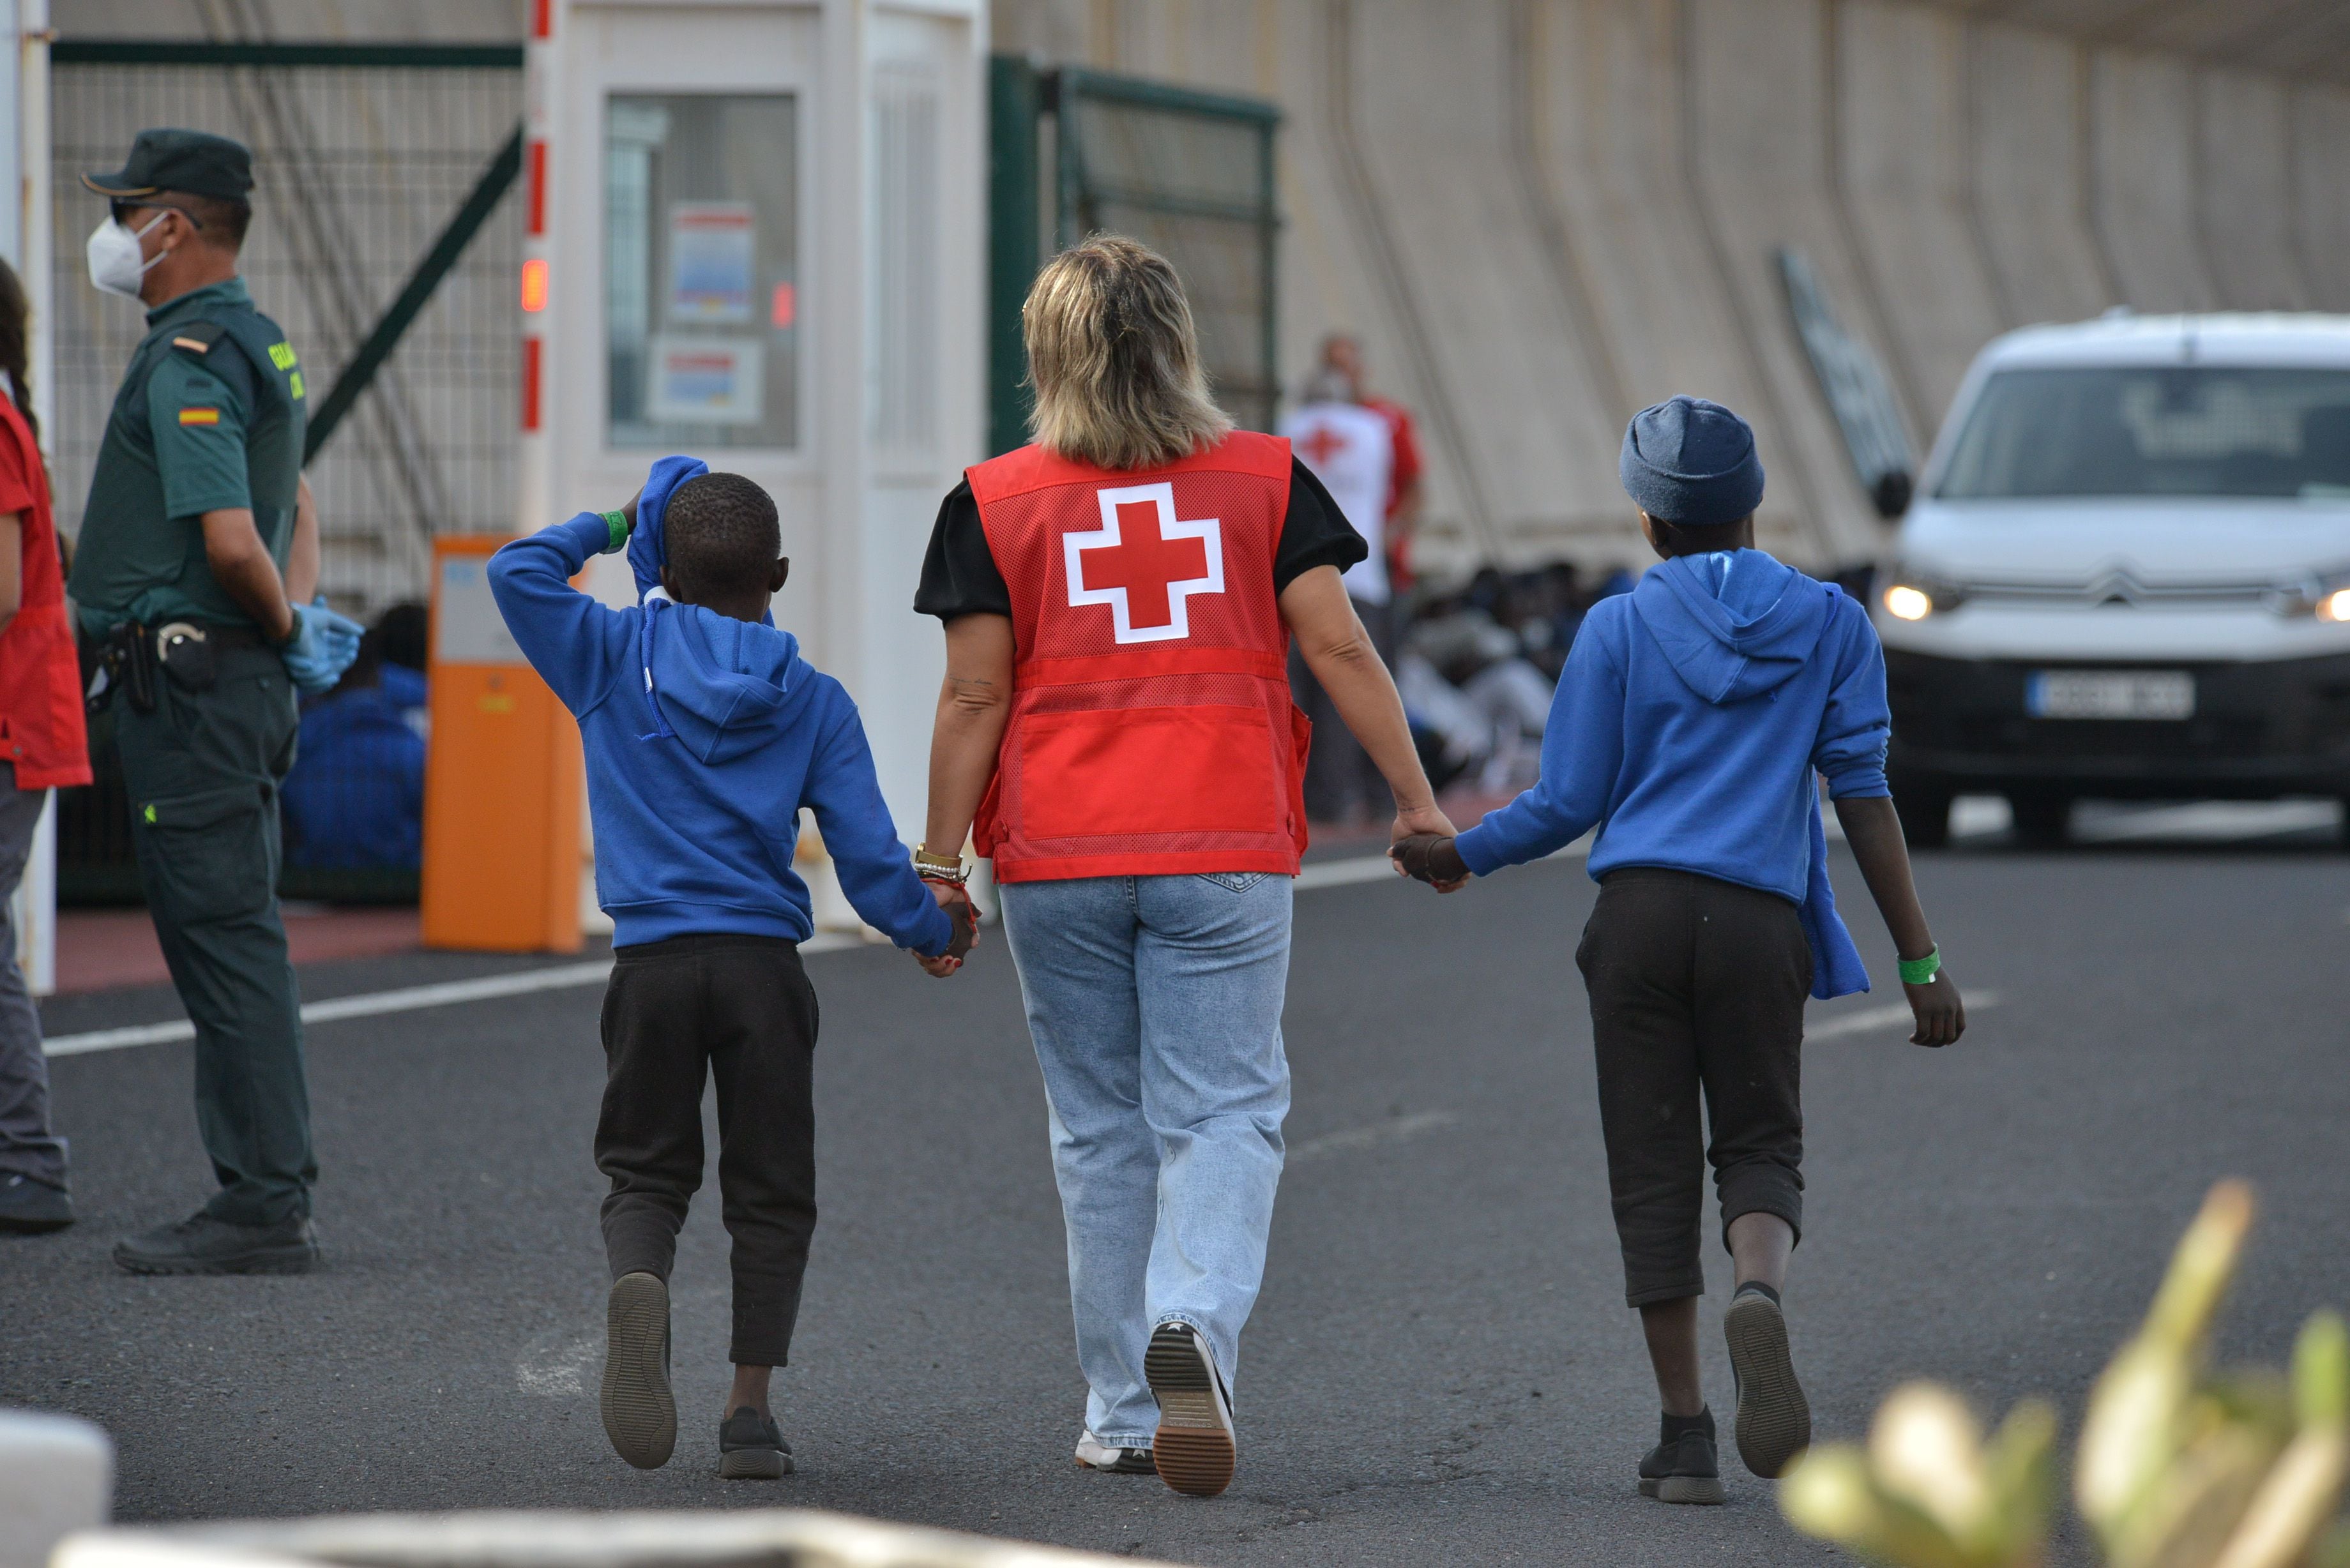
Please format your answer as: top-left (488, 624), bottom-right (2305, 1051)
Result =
top-left (1063, 481), bottom-right (1225, 644)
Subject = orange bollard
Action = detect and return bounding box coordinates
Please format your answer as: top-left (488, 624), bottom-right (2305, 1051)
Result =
top-left (420, 536), bottom-right (584, 953)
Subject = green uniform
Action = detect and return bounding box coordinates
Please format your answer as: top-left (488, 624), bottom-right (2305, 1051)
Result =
top-left (68, 276), bottom-right (315, 1226)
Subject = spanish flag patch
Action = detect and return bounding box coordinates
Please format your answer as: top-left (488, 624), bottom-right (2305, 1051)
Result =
top-left (178, 407), bottom-right (220, 426)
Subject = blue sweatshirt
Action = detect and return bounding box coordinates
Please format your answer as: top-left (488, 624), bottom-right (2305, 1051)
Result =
top-left (1453, 549), bottom-right (1889, 999)
top-left (488, 512), bottom-right (954, 955)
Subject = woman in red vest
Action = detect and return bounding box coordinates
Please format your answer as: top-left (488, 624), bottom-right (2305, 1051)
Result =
top-left (916, 236), bottom-right (1452, 1496)
top-left (0, 255), bottom-right (89, 1234)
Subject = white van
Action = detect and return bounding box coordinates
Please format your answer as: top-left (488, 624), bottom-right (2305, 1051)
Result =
top-left (1873, 313), bottom-right (2350, 847)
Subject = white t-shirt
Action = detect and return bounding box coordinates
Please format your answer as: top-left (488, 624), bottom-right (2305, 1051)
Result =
top-left (1281, 400), bottom-right (1396, 605)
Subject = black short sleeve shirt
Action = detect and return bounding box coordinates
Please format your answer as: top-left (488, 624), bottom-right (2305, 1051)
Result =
top-left (914, 455), bottom-right (1368, 621)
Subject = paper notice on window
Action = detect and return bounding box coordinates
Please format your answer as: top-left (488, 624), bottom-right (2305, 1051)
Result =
top-left (666, 202), bottom-right (756, 325)
top-left (646, 336), bottom-right (765, 425)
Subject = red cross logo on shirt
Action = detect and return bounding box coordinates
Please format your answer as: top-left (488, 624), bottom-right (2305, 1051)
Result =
top-left (1298, 423), bottom-right (1350, 466)
top-left (1065, 482), bottom-right (1225, 644)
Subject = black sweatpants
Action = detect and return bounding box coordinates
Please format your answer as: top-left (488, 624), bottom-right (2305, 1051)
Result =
top-left (597, 933), bottom-right (819, 1368)
top-left (1575, 868), bottom-right (1810, 1308)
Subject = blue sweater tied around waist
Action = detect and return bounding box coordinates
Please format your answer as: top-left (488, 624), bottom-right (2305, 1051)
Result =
top-left (1453, 549), bottom-right (1890, 999)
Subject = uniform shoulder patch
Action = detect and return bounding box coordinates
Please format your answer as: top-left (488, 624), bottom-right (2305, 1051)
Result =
top-left (168, 321), bottom-right (226, 358)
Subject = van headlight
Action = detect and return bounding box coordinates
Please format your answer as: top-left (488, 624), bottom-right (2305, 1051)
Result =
top-left (1881, 569), bottom-right (1965, 622)
top-left (2269, 569), bottom-right (2350, 621)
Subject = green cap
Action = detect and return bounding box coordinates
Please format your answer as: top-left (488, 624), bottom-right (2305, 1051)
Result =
top-left (83, 128), bottom-right (254, 204)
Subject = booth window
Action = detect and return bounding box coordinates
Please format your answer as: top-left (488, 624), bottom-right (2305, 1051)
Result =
top-left (606, 94), bottom-right (799, 450)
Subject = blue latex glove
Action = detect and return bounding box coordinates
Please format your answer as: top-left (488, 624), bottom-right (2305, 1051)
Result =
top-left (282, 597), bottom-right (365, 695)
top-left (625, 454), bottom-right (709, 601)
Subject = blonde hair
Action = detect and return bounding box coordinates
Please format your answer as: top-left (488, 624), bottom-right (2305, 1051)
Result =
top-left (1023, 235), bottom-right (1234, 471)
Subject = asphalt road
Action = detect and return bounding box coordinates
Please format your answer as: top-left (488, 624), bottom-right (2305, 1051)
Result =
top-left (10, 804), bottom-right (2350, 1565)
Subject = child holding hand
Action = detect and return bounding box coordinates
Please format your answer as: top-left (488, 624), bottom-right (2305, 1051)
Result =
top-left (1393, 398), bottom-right (1964, 1505)
top-left (491, 462), bottom-right (974, 1479)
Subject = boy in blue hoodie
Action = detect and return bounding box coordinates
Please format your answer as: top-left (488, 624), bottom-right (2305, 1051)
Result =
top-left (1392, 398), bottom-right (1965, 1505)
top-left (490, 466), bottom-right (974, 1480)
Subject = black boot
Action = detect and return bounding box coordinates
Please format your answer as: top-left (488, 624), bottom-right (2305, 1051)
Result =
top-left (1639, 1406), bottom-right (1725, 1505)
top-left (112, 1210), bottom-right (317, 1274)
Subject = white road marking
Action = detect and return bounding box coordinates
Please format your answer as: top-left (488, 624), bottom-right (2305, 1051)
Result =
top-left (1809, 990), bottom-right (1999, 1041)
top-left (43, 932), bottom-right (861, 1059)
top-left (513, 1326), bottom-right (601, 1398)
top-left (1287, 1110), bottom-right (1460, 1165)
top-left (1292, 835), bottom-right (1591, 892)
top-left (2072, 800), bottom-right (2340, 843)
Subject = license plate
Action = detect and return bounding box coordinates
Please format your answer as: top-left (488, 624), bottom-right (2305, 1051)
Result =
top-left (2026, 670), bottom-right (2195, 720)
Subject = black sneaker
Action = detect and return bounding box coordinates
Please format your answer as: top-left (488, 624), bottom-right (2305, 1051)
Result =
top-left (1638, 1407), bottom-right (1725, 1505)
top-left (717, 1405), bottom-right (792, 1479)
top-left (112, 1210), bottom-right (316, 1274)
top-left (600, 1271), bottom-right (676, 1469)
top-left (1144, 1320), bottom-right (1236, 1497)
top-left (0, 1174), bottom-right (74, 1234)
top-left (1724, 1281), bottom-right (1811, 1478)
top-left (1075, 1433), bottom-right (1156, 1474)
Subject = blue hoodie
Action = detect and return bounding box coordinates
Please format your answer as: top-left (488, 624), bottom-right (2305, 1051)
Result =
top-left (488, 511), bottom-right (953, 954)
top-left (1453, 550), bottom-right (1889, 999)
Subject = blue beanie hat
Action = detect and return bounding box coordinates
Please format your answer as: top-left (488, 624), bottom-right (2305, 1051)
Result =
top-left (1618, 396), bottom-right (1764, 529)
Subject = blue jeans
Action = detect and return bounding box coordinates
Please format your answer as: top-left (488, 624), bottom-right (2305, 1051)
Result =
top-left (999, 871), bottom-right (1293, 1447)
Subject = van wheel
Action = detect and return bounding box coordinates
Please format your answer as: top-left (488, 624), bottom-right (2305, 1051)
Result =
top-left (2010, 792), bottom-right (2072, 847)
top-left (1891, 779), bottom-right (1953, 849)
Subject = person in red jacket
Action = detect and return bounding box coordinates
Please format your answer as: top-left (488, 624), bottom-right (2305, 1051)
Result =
top-left (0, 256), bottom-right (90, 1235)
top-left (915, 236), bottom-right (1452, 1497)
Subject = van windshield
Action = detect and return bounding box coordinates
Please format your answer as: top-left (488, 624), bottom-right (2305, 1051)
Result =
top-left (1936, 366), bottom-right (2350, 500)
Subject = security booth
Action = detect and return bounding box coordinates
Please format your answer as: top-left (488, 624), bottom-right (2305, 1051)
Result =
top-left (425, 0), bottom-right (986, 949)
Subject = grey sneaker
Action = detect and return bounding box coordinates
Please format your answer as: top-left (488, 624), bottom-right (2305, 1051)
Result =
top-left (112, 1210), bottom-right (316, 1274)
top-left (0, 1174), bottom-right (74, 1234)
top-left (600, 1271), bottom-right (676, 1469)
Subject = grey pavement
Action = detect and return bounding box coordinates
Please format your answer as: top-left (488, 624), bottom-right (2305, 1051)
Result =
top-left (8, 810), bottom-right (2350, 1565)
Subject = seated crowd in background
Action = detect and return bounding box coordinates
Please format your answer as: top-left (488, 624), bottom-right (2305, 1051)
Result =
top-left (281, 601), bottom-right (428, 873)
top-left (1393, 562), bottom-right (1632, 805)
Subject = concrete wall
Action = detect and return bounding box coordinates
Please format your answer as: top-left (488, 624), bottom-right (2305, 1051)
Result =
top-left (998, 0), bottom-right (2350, 575)
top-left (76, 0), bottom-right (2350, 577)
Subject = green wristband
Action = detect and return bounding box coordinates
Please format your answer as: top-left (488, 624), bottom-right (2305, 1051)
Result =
top-left (600, 510), bottom-right (630, 554)
top-left (1898, 947), bottom-right (1941, 986)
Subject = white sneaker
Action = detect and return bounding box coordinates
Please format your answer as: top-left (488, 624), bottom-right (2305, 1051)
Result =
top-left (1074, 1431), bottom-right (1157, 1474)
top-left (1144, 1320), bottom-right (1235, 1496)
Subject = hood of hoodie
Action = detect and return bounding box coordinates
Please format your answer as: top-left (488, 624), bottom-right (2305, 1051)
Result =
top-left (1631, 550), bottom-right (1835, 705)
top-left (642, 600), bottom-right (812, 764)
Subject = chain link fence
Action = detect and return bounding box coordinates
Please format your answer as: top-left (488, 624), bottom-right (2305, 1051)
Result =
top-left (49, 43), bottom-right (522, 902)
top-left (51, 44), bottom-right (522, 615)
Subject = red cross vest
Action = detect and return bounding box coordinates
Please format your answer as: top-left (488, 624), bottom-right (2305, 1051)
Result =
top-left (967, 430), bottom-right (1310, 883)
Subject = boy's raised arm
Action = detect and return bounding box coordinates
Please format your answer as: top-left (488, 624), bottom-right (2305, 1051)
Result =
top-left (487, 509), bottom-right (636, 716)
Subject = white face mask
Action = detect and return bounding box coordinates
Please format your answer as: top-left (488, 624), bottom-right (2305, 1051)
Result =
top-left (86, 211), bottom-right (169, 299)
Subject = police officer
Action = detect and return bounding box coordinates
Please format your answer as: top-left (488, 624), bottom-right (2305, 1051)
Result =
top-left (68, 129), bottom-right (361, 1275)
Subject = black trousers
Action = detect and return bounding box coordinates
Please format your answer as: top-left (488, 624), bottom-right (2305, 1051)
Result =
top-left (598, 933), bottom-right (819, 1367)
top-left (1576, 868), bottom-right (1810, 1308)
